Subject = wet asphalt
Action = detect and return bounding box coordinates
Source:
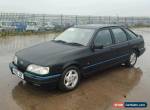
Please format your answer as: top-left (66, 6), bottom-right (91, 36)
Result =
top-left (0, 28), bottom-right (150, 110)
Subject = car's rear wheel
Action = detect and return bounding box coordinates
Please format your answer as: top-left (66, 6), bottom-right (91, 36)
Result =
top-left (125, 51), bottom-right (137, 67)
top-left (59, 66), bottom-right (80, 91)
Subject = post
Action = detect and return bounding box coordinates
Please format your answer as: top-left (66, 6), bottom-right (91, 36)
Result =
top-left (109, 16), bottom-right (111, 24)
top-left (75, 16), bottom-right (78, 25)
top-left (42, 14), bottom-right (45, 29)
top-left (60, 15), bottom-right (63, 26)
top-left (99, 16), bottom-right (101, 24)
top-left (88, 16), bottom-right (91, 24)
top-left (132, 17), bottom-right (134, 26)
top-left (124, 17), bottom-right (127, 26)
top-left (117, 16), bottom-right (119, 24)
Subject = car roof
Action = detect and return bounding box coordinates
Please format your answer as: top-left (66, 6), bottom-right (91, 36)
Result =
top-left (74, 24), bottom-right (127, 30)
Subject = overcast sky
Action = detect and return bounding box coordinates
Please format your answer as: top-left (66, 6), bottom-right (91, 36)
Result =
top-left (0, 0), bottom-right (150, 17)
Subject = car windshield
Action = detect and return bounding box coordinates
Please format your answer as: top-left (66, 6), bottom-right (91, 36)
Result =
top-left (54, 28), bottom-right (95, 46)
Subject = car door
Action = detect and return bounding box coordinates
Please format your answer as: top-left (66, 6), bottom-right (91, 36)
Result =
top-left (84, 28), bottom-right (116, 73)
top-left (110, 27), bottom-right (130, 63)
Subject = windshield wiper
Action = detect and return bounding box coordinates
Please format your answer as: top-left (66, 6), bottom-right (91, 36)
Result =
top-left (53, 40), bottom-right (83, 46)
top-left (67, 42), bottom-right (84, 46)
top-left (53, 40), bottom-right (67, 44)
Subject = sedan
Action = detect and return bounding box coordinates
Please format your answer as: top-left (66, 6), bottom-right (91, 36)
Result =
top-left (9, 24), bottom-right (145, 91)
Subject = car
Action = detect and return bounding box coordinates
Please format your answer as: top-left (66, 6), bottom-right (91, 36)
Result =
top-left (9, 24), bottom-right (145, 91)
top-left (26, 22), bottom-right (39, 32)
top-left (0, 21), bottom-right (16, 32)
top-left (11, 22), bottom-right (27, 32)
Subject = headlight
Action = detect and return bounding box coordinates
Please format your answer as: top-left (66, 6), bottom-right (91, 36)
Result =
top-left (13, 56), bottom-right (18, 65)
top-left (27, 64), bottom-right (49, 75)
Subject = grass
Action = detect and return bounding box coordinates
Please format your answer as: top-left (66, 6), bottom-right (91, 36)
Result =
top-left (0, 30), bottom-right (62, 37)
top-left (130, 24), bottom-right (150, 28)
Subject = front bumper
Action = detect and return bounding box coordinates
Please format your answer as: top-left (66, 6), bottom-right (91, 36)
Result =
top-left (139, 48), bottom-right (145, 56)
top-left (9, 63), bottom-right (61, 85)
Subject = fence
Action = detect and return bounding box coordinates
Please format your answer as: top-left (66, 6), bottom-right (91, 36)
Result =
top-left (0, 13), bottom-right (150, 32)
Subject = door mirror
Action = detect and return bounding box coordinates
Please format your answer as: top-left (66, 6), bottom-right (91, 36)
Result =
top-left (94, 45), bottom-right (103, 49)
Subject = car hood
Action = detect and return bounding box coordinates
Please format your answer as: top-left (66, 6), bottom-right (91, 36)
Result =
top-left (16, 41), bottom-right (84, 66)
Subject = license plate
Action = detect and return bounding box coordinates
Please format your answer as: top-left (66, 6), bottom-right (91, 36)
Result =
top-left (12, 68), bottom-right (24, 79)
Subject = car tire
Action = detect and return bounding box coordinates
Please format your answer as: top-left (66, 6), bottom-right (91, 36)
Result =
top-left (125, 50), bottom-right (137, 67)
top-left (58, 66), bottom-right (80, 91)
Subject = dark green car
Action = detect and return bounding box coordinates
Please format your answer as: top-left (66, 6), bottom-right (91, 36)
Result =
top-left (9, 24), bottom-right (145, 91)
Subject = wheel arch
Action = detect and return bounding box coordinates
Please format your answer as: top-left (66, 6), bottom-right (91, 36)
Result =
top-left (63, 61), bottom-right (81, 70)
top-left (132, 48), bottom-right (140, 57)
top-left (59, 62), bottom-right (81, 91)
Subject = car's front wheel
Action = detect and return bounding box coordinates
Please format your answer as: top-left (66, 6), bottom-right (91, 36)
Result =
top-left (59, 66), bottom-right (80, 91)
top-left (126, 51), bottom-right (137, 67)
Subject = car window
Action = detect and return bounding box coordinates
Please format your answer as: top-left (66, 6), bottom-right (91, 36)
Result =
top-left (94, 29), bottom-right (112, 47)
top-left (112, 28), bottom-right (127, 43)
top-left (55, 28), bottom-right (95, 46)
top-left (124, 28), bottom-right (137, 40)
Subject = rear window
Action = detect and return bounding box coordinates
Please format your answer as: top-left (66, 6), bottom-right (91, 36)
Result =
top-left (112, 28), bottom-right (127, 43)
top-left (124, 29), bottom-right (137, 40)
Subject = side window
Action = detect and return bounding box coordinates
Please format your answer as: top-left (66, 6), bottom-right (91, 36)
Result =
top-left (94, 29), bottom-right (112, 47)
top-left (124, 28), bottom-right (137, 40)
top-left (112, 28), bottom-right (127, 43)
